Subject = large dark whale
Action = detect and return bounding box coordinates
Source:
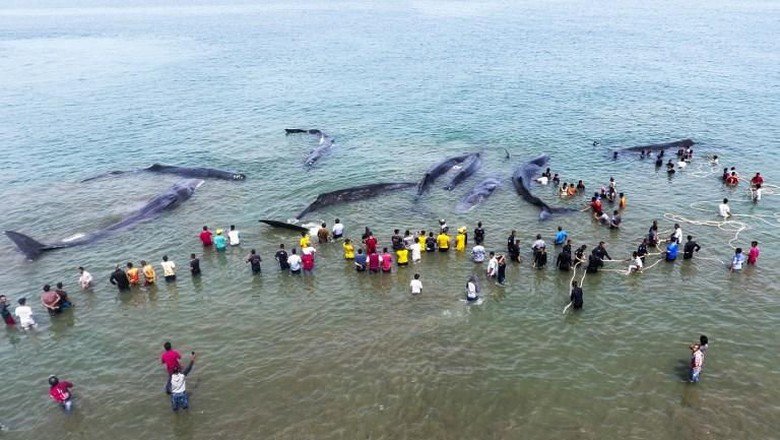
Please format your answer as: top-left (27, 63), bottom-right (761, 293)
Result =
top-left (296, 182), bottom-right (416, 219)
top-left (619, 139), bottom-right (694, 152)
top-left (416, 153), bottom-right (473, 196)
top-left (285, 128), bottom-right (335, 167)
top-left (5, 179), bottom-right (204, 260)
top-left (258, 219), bottom-right (309, 233)
top-left (456, 177), bottom-right (501, 212)
top-left (512, 155), bottom-right (571, 221)
top-left (81, 164), bottom-right (246, 182)
top-left (444, 153), bottom-right (482, 190)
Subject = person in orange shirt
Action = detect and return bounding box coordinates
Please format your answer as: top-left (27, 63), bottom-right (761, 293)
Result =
top-left (141, 260), bottom-right (157, 285)
top-left (126, 262), bottom-right (140, 286)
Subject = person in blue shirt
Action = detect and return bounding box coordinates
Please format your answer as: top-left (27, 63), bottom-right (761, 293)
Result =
top-left (354, 249), bottom-right (367, 272)
top-left (554, 226), bottom-right (568, 246)
top-left (213, 229), bottom-right (227, 251)
top-left (665, 240), bottom-right (679, 261)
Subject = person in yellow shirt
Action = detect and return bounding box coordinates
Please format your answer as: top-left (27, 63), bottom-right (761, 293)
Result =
top-left (619, 192), bottom-right (627, 209)
top-left (396, 247), bottom-right (409, 266)
top-left (343, 239), bottom-right (355, 259)
top-left (299, 231), bottom-right (311, 248)
top-left (436, 232), bottom-right (450, 252)
top-left (455, 227), bottom-right (467, 251)
top-left (141, 260), bottom-right (156, 286)
top-left (417, 230), bottom-right (427, 248)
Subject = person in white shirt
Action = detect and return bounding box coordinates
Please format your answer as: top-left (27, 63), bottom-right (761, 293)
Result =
top-left (410, 274), bottom-right (423, 295)
top-left (627, 252), bottom-right (643, 274)
top-left (677, 160), bottom-right (687, 169)
top-left (532, 234), bottom-right (545, 251)
top-left (410, 241), bottom-right (422, 262)
top-left (287, 249), bottom-right (303, 274)
top-left (471, 244), bottom-right (486, 263)
top-left (170, 352), bottom-right (196, 411)
top-left (332, 218), bottom-right (344, 239)
top-left (14, 298), bottom-right (35, 330)
top-left (228, 225), bottom-right (240, 246)
top-left (161, 256), bottom-right (176, 282)
top-left (486, 252), bottom-right (498, 278)
top-left (751, 184), bottom-right (762, 202)
top-left (536, 176), bottom-right (549, 185)
top-left (77, 266), bottom-right (93, 289)
top-left (671, 224), bottom-right (683, 244)
top-left (465, 276), bottom-right (480, 302)
top-left (718, 198), bottom-right (731, 218)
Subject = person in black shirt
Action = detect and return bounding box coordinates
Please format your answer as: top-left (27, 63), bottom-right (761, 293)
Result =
top-left (109, 265), bottom-right (130, 290)
top-left (683, 235), bottom-right (701, 260)
top-left (637, 238), bottom-right (649, 263)
top-left (592, 241), bottom-right (612, 261)
top-left (275, 244), bottom-right (289, 270)
top-left (586, 254), bottom-right (603, 273)
top-left (474, 222), bottom-right (485, 245)
top-left (189, 253), bottom-right (201, 276)
top-left (562, 239), bottom-right (572, 256)
top-left (556, 250), bottom-right (572, 271)
top-left (246, 249), bottom-right (262, 274)
top-left (570, 281), bottom-right (583, 310)
top-left (507, 230), bottom-right (516, 253)
top-left (425, 232), bottom-right (436, 252)
top-left (533, 246), bottom-right (547, 269)
top-left (574, 245), bottom-right (587, 264)
top-left (509, 239), bottom-right (521, 263)
top-left (391, 229), bottom-right (404, 251)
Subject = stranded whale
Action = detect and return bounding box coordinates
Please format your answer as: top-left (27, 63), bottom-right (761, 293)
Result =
top-left (5, 179), bottom-right (204, 260)
top-left (285, 128), bottom-right (335, 168)
top-left (296, 182), bottom-right (416, 220)
top-left (82, 164), bottom-right (246, 182)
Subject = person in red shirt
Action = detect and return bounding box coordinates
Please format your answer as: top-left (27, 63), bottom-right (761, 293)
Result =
top-left (48, 376), bottom-right (74, 411)
top-left (199, 226), bottom-right (213, 246)
top-left (725, 172), bottom-right (739, 186)
top-left (364, 233), bottom-right (378, 255)
top-left (301, 252), bottom-right (315, 274)
top-left (750, 172), bottom-right (764, 188)
top-left (161, 341), bottom-right (182, 394)
top-left (586, 196), bottom-right (602, 214)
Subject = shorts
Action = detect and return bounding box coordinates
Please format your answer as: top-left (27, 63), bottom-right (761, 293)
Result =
top-left (689, 369), bottom-right (701, 383)
top-left (398, 262), bottom-right (408, 266)
top-left (165, 275), bottom-right (177, 282)
top-left (333, 234), bottom-right (343, 239)
top-left (438, 248), bottom-right (449, 252)
top-left (171, 392), bottom-right (189, 411)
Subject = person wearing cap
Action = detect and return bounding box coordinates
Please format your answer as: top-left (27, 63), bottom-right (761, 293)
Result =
top-left (214, 229), bottom-right (227, 251)
top-left (14, 298), bottom-right (35, 329)
top-left (110, 265), bottom-right (130, 291)
top-left (455, 227), bottom-right (467, 251)
top-left (48, 376), bottom-right (74, 411)
top-left (77, 267), bottom-right (93, 290)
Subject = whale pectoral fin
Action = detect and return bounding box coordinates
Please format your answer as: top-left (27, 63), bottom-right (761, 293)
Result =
top-left (5, 231), bottom-right (51, 260)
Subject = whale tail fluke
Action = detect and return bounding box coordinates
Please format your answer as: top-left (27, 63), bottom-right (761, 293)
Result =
top-left (5, 231), bottom-right (51, 260)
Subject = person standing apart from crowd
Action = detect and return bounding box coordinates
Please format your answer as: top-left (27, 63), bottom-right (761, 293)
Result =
top-left (570, 281), bottom-right (583, 310)
top-left (554, 227), bottom-right (567, 246)
top-left (169, 353), bottom-right (197, 412)
top-left (410, 274), bottom-right (423, 295)
top-left (161, 256), bottom-right (176, 282)
top-left (110, 265), bottom-right (130, 290)
top-left (228, 225), bottom-right (240, 246)
top-left (718, 198), bottom-right (731, 218)
top-left (48, 376), bottom-right (74, 411)
top-left (689, 343), bottom-right (704, 383)
top-left (189, 254), bottom-right (201, 276)
top-left (77, 267), bottom-right (93, 290)
top-left (747, 241), bottom-right (760, 265)
top-left (199, 226), bottom-right (213, 246)
top-left (332, 218), bottom-right (344, 240)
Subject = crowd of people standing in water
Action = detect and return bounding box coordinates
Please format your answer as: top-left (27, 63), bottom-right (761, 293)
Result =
top-left (1, 149), bottom-right (769, 414)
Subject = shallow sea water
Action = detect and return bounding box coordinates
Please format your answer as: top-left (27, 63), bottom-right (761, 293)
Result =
top-left (0, 1), bottom-right (778, 439)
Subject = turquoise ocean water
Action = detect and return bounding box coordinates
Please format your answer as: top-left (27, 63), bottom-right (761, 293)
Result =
top-left (0, 1), bottom-right (778, 438)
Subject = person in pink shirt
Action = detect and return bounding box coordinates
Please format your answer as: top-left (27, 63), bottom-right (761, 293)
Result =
top-left (368, 251), bottom-right (380, 273)
top-left (161, 341), bottom-right (182, 394)
top-left (199, 226), bottom-right (213, 246)
top-left (301, 252), bottom-right (315, 274)
top-left (381, 248), bottom-right (394, 273)
top-left (747, 241), bottom-right (760, 265)
top-left (48, 375), bottom-right (74, 411)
